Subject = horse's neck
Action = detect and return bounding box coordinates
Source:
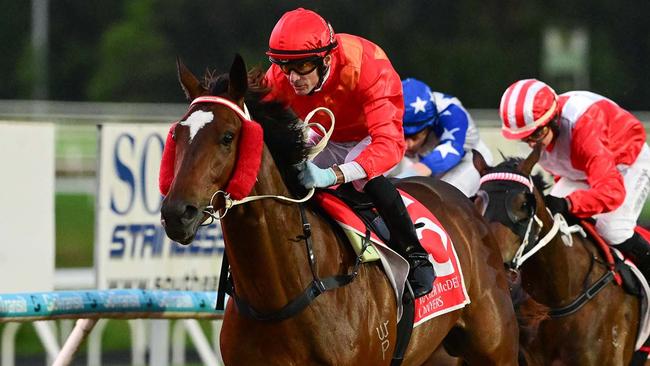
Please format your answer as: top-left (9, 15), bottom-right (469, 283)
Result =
top-left (524, 213), bottom-right (593, 307)
top-left (220, 150), bottom-right (338, 310)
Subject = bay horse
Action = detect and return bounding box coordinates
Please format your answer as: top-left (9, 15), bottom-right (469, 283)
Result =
top-left (473, 145), bottom-right (645, 365)
top-left (160, 54), bottom-right (519, 365)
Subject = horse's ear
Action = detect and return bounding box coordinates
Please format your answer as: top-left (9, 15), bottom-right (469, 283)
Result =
top-left (228, 53), bottom-right (248, 102)
top-left (176, 57), bottom-right (206, 100)
top-left (518, 143), bottom-right (543, 175)
top-left (498, 149), bottom-right (507, 161)
top-left (472, 149), bottom-right (490, 176)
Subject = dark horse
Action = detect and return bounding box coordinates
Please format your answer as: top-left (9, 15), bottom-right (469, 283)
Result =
top-left (160, 54), bottom-right (519, 365)
top-left (473, 145), bottom-right (645, 365)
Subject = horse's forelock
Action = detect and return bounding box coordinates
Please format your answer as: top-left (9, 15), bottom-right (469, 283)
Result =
top-left (494, 157), bottom-right (523, 173)
top-left (206, 73), bottom-right (230, 96)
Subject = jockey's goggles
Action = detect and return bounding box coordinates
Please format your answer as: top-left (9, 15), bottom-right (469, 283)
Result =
top-left (522, 125), bottom-right (550, 144)
top-left (269, 56), bottom-right (323, 75)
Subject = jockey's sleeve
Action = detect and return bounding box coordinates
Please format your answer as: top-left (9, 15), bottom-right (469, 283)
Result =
top-left (351, 60), bottom-right (405, 179)
top-left (418, 104), bottom-right (468, 175)
top-left (566, 107), bottom-right (625, 217)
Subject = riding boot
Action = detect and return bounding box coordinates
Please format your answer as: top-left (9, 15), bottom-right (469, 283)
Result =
top-left (616, 232), bottom-right (650, 279)
top-left (364, 176), bottom-right (436, 298)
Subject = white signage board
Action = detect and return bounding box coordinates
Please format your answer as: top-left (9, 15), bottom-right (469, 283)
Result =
top-left (0, 122), bottom-right (55, 292)
top-left (95, 124), bottom-right (224, 290)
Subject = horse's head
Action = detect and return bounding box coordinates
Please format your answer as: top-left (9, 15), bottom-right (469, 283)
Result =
top-left (160, 54), bottom-right (254, 244)
top-left (473, 144), bottom-right (551, 263)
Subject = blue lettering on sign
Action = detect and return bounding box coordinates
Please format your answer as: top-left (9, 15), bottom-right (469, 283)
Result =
top-left (110, 131), bottom-right (164, 216)
top-left (170, 223), bottom-right (224, 256)
top-left (111, 134), bottom-right (136, 215)
top-left (141, 133), bottom-right (165, 215)
top-left (128, 224), bottom-right (142, 257)
top-left (141, 224), bottom-right (164, 257)
top-left (110, 224), bottom-right (164, 258)
top-left (109, 223), bottom-right (223, 258)
top-left (110, 225), bottom-right (127, 257)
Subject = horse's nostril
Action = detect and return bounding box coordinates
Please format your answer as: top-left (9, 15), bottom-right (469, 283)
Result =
top-left (180, 205), bottom-right (199, 225)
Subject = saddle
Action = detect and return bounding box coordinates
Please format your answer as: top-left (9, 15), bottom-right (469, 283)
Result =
top-left (323, 183), bottom-right (392, 245)
top-left (314, 183), bottom-right (469, 320)
top-left (580, 219), bottom-right (650, 295)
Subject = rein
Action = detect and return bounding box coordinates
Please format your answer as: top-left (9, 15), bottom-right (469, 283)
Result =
top-left (511, 212), bottom-right (583, 269)
top-left (479, 171), bottom-right (615, 318)
top-left (204, 188), bottom-right (315, 221)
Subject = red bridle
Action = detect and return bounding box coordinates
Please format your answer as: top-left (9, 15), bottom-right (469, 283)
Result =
top-left (158, 96), bottom-right (264, 200)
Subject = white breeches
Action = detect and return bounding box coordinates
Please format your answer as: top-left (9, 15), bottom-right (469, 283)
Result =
top-left (311, 136), bottom-right (373, 190)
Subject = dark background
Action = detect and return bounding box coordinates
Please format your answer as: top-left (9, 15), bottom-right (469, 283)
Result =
top-left (3, 0), bottom-right (649, 109)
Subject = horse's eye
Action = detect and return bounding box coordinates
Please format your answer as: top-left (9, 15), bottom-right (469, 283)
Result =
top-left (221, 132), bottom-right (235, 145)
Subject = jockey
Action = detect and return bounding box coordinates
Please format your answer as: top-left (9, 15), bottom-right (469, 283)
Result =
top-left (263, 8), bottom-right (435, 298)
top-left (500, 78), bottom-right (650, 277)
top-left (390, 78), bottom-right (494, 197)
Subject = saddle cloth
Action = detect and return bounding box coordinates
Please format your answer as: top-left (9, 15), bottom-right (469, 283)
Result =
top-left (315, 189), bottom-right (470, 327)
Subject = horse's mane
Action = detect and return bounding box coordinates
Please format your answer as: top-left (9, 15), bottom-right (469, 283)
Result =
top-left (494, 157), bottom-right (550, 192)
top-left (206, 68), bottom-right (308, 196)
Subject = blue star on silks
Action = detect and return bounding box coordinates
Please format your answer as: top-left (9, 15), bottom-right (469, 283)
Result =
top-left (440, 127), bottom-right (460, 141)
top-left (436, 141), bottom-right (461, 158)
top-left (410, 96), bottom-right (428, 114)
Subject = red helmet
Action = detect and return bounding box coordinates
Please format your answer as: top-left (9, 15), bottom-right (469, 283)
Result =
top-left (500, 79), bottom-right (559, 140)
top-left (266, 8), bottom-right (338, 60)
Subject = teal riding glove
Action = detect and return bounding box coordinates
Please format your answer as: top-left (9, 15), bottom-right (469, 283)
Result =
top-left (298, 161), bottom-right (337, 189)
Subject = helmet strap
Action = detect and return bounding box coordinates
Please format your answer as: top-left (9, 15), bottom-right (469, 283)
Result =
top-left (308, 54), bottom-right (331, 95)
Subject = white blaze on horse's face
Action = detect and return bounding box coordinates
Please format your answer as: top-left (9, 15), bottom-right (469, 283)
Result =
top-left (180, 110), bottom-right (214, 142)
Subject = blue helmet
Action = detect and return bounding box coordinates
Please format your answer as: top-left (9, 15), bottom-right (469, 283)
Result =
top-left (402, 78), bottom-right (437, 136)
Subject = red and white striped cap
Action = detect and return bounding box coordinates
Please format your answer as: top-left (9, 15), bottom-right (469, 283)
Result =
top-left (499, 79), bottom-right (558, 140)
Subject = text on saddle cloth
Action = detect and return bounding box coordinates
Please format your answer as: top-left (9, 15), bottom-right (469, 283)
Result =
top-left (315, 189), bottom-right (470, 327)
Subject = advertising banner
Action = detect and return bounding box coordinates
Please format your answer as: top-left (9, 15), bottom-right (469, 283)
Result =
top-left (95, 124), bottom-right (224, 291)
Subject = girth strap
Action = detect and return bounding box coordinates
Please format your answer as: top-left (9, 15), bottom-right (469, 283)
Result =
top-left (230, 274), bottom-right (357, 322)
top-left (548, 270), bottom-right (615, 318)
